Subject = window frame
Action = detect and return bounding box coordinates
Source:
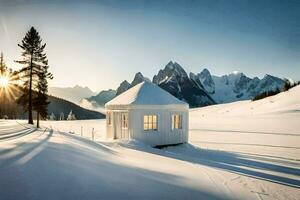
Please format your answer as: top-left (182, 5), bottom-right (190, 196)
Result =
top-left (121, 113), bottom-right (128, 129)
top-left (143, 114), bottom-right (158, 131)
top-left (172, 114), bottom-right (182, 130)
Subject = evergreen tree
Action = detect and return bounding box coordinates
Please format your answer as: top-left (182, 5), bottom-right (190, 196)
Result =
top-left (0, 52), bottom-right (7, 116)
top-left (0, 52), bottom-right (7, 75)
top-left (0, 52), bottom-right (20, 118)
top-left (34, 65), bottom-right (53, 128)
top-left (15, 27), bottom-right (48, 125)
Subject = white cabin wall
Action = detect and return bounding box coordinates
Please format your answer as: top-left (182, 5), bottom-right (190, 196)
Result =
top-left (130, 107), bottom-right (188, 146)
top-left (106, 106), bottom-right (188, 146)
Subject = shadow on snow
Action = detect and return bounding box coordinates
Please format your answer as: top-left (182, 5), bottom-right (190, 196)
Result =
top-left (0, 130), bottom-right (232, 200)
top-left (123, 142), bottom-right (300, 189)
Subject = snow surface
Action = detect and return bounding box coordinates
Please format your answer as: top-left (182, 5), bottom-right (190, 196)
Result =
top-left (1, 86), bottom-right (300, 200)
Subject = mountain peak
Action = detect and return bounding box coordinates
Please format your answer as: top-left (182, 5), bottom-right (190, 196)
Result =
top-left (116, 80), bottom-right (131, 96)
top-left (131, 72), bottom-right (150, 87)
top-left (152, 63), bottom-right (215, 107)
top-left (197, 68), bottom-right (215, 94)
top-left (201, 68), bottom-right (210, 74)
top-left (263, 74), bottom-right (276, 79)
top-left (165, 61), bottom-right (184, 71)
top-left (153, 61), bottom-right (188, 85)
top-left (166, 61), bottom-right (174, 69)
top-left (200, 68), bottom-right (212, 77)
top-left (121, 80), bottom-right (130, 86)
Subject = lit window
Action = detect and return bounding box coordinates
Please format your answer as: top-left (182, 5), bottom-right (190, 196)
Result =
top-left (143, 115), bottom-right (158, 131)
top-left (107, 112), bottom-right (112, 125)
top-left (121, 113), bottom-right (128, 129)
top-left (172, 114), bottom-right (182, 130)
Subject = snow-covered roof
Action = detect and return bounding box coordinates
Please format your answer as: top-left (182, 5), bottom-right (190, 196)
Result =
top-left (106, 81), bottom-right (187, 108)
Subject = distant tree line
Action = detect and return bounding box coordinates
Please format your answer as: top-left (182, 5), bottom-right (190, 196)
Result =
top-left (252, 78), bottom-right (300, 101)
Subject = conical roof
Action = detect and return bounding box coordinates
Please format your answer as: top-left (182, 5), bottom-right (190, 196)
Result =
top-left (106, 81), bottom-right (187, 108)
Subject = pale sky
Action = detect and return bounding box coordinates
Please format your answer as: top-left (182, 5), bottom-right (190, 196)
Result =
top-left (0, 0), bottom-right (299, 92)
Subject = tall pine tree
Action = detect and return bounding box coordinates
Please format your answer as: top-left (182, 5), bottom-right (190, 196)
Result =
top-left (0, 52), bottom-right (7, 75)
top-left (34, 65), bottom-right (53, 128)
top-left (0, 52), bottom-right (8, 116)
top-left (16, 27), bottom-right (49, 125)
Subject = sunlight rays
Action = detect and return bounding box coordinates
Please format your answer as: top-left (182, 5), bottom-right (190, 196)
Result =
top-left (0, 76), bottom-right (9, 88)
top-left (0, 71), bottom-right (19, 101)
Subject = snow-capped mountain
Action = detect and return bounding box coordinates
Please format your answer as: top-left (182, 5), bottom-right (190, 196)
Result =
top-left (131, 72), bottom-right (151, 87)
top-left (49, 85), bottom-right (97, 104)
top-left (194, 69), bottom-right (285, 103)
top-left (116, 72), bottom-right (150, 95)
top-left (86, 89), bottom-right (117, 106)
top-left (116, 80), bottom-right (131, 96)
top-left (81, 72), bottom-right (150, 111)
top-left (190, 69), bottom-right (214, 93)
top-left (80, 62), bottom-right (286, 109)
top-left (112, 63), bottom-right (215, 107)
top-left (153, 61), bottom-right (215, 107)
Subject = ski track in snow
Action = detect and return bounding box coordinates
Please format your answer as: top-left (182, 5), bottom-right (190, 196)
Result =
top-left (1, 86), bottom-right (300, 200)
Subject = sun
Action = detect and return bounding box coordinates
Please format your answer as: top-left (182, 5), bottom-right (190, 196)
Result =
top-left (0, 72), bottom-right (19, 101)
top-left (0, 76), bottom-right (9, 88)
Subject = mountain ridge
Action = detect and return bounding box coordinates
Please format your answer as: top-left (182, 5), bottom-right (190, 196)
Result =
top-left (80, 61), bottom-right (286, 109)
top-left (196, 69), bottom-right (285, 103)
top-left (49, 85), bottom-right (97, 104)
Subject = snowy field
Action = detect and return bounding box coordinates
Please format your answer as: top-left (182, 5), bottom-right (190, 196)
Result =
top-left (0, 86), bottom-right (300, 200)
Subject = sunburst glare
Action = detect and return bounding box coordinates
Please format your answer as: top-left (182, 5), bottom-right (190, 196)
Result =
top-left (0, 75), bottom-right (9, 88)
top-left (0, 71), bottom-right (19, 101)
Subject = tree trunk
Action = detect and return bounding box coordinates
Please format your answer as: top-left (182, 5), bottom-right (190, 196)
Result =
top-left (28, 53), bottom-right (33, 125)
top-left (36, 111), bottom-right (40, 128)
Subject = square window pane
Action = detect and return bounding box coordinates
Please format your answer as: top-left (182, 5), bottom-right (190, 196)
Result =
top-left (144, 123), bottom-right (148, 130)
top-left (144, 115), bottom-right (148, 123)
top-left (153, 115), bottom-right (157, 122)
top-left (149, 122), bottom-right (153, 129)
top-left (149, 115), bottom-right (153, 124)
top-left (153, 123), bottom-right (157, 130)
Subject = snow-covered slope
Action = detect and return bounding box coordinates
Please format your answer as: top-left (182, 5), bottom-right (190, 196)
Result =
top-left (189, 85), bottom-right (300, 161)
top-left (48, 86), bottom-right (300, 199)
top-left (1, 86), bottom-right (299, 200)
top-left (194, 69), bottom-right (285, 103)
top-left (191, 84), bottom-right (300, 116)
top-left (49, 85), bottom-right (97, 104)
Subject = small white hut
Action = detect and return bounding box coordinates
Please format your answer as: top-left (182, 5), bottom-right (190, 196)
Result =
top-left (105, 81), bottom-right (189, 147)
